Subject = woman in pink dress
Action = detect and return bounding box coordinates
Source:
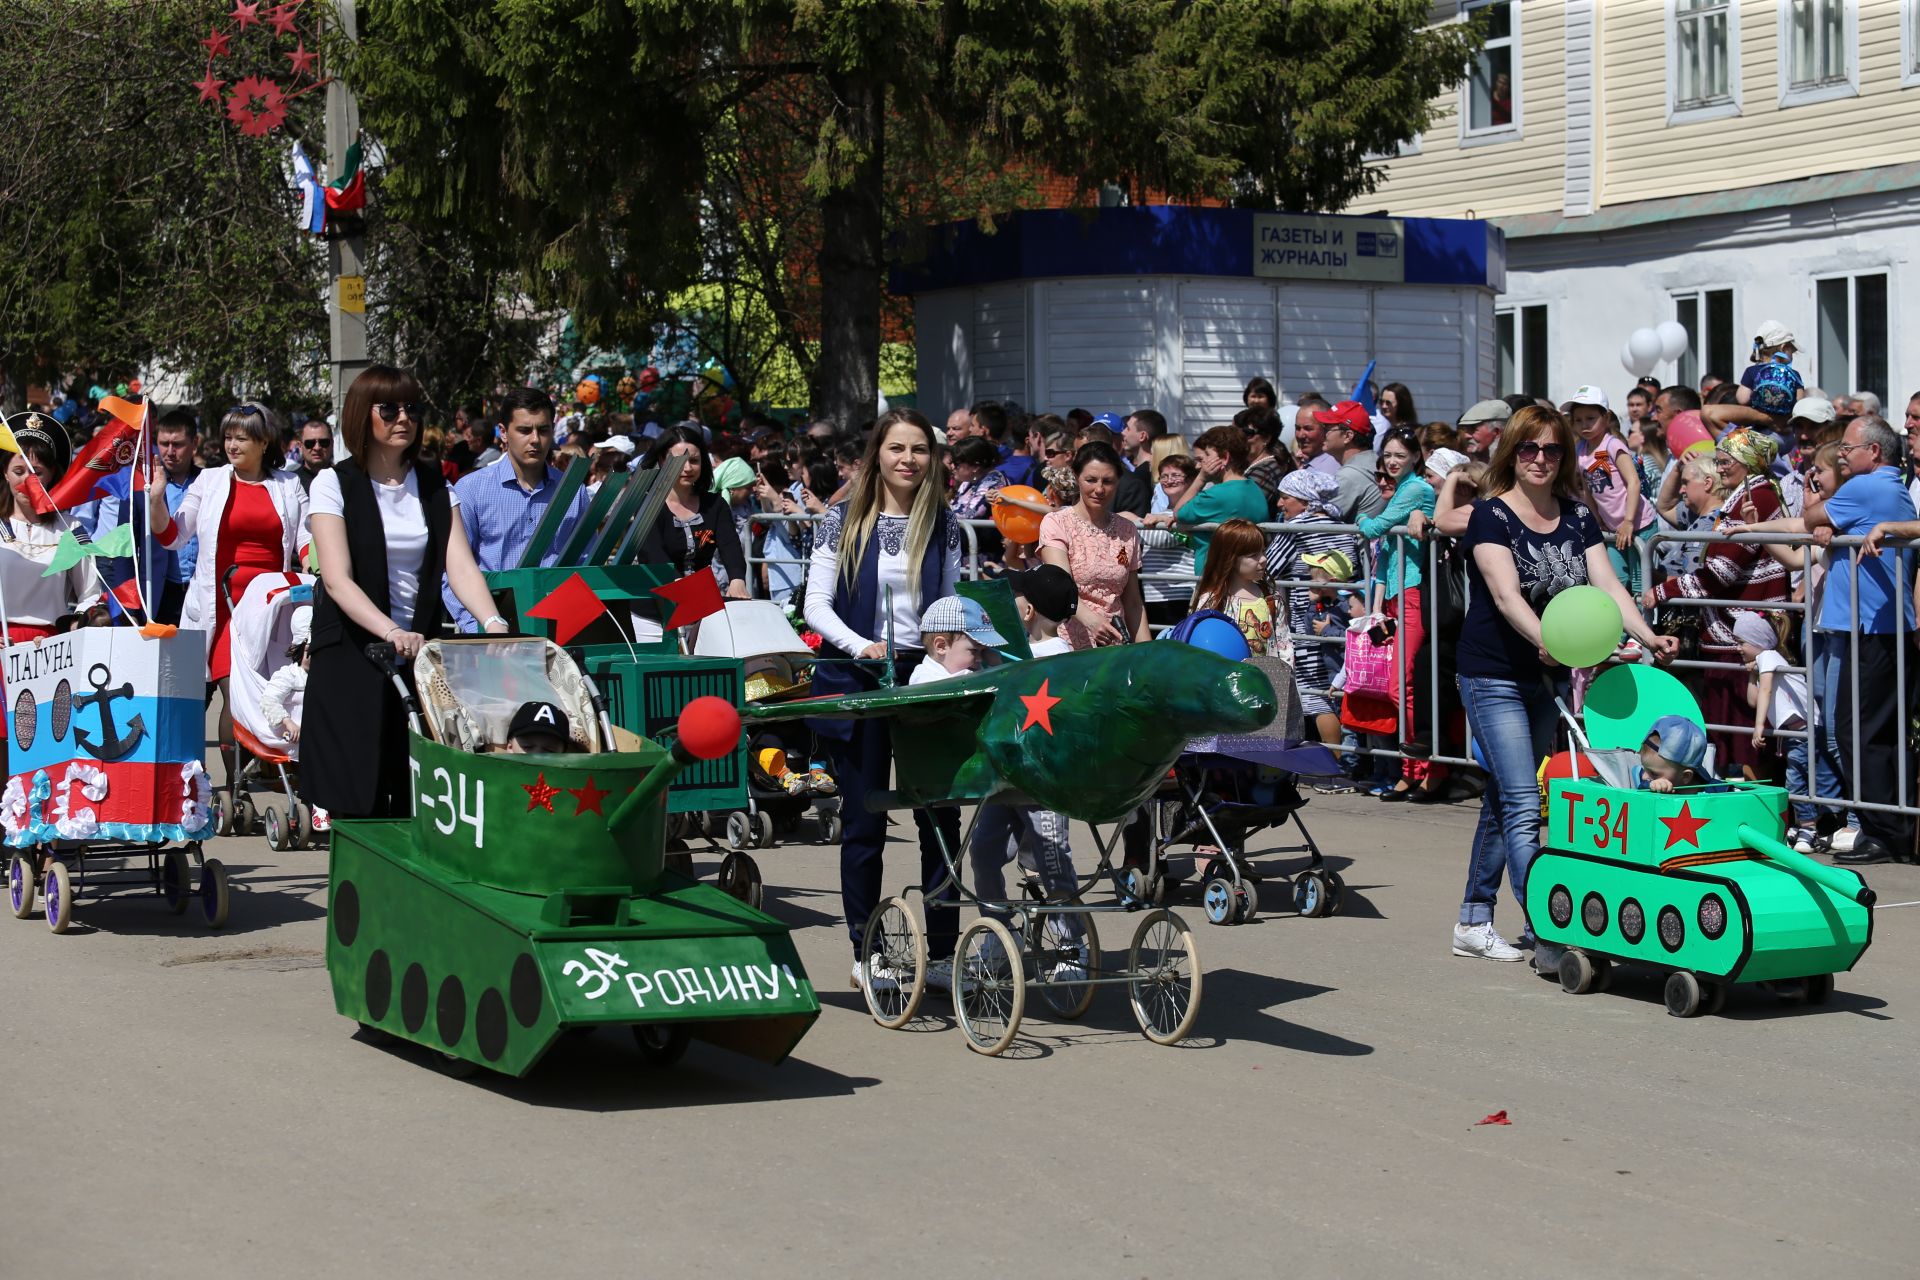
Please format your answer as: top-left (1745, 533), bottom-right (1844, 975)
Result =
top-left (1037, 441), bottom-right (1150, 649)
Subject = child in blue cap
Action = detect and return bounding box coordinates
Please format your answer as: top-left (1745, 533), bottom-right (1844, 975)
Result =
top-left (1638, 714), bottom-right (1719, 793)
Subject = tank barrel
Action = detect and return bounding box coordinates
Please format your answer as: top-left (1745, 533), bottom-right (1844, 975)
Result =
top-left (1739, 823), bottom-right (1876, 906)
top-left (607, 746), bottom-right (692, 837)
top-left (607, 696), bottom-right (743, 840)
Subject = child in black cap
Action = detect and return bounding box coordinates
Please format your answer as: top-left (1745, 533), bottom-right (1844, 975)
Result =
top-left (1006, 564), bottom-right (1077, 658)
top-left (504, 700), bottom-right (576, 754)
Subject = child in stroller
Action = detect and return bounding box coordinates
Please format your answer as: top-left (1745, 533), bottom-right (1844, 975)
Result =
top-left (690, 600), bottom-right (840, 851)
top-left (224, 571), bottom-right (322, 849)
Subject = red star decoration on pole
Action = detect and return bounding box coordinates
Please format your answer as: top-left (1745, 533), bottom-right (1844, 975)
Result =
top-left (266, 3), bottom-right (302, 37)
top-left (568, 776), bottom-right (610, 817)
top-left (1019, 679), bottom-right (1061, 735)
top-left (523, 772), bottom-right (560, 813)
top-left (286, 43), bottom-right (319, 78)
top-left (1660, 801), bottom-right (1709, 850)
top-left (202, 27), bottom-right (232, 58)
top-left (194, 69), bottom-right (226, 103)
top-left (230, 1), bottom-right (261, 28)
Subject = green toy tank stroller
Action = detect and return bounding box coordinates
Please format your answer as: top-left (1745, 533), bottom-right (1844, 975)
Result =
top-left (1526, 666), bottom-right (1874, 1017)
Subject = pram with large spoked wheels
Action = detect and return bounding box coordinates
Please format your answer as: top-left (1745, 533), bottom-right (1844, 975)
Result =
top-left (1133, 654), bottom-right (1349, 925)
top-left (741, 641), bottom-right (1283, 1056)
top-left (217, 569), bottom-right (319, 849)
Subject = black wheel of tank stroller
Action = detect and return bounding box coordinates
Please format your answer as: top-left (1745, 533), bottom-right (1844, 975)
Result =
top-left (718, 851), bottom-right (764, 910)
top-left (632, 1024), bottom-right (691, 1067)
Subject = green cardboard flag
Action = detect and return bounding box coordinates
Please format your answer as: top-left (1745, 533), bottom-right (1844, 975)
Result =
top-left (41, 529), bottom-right (86, 577)
top-left (88, 523), bottom-right (134, 560)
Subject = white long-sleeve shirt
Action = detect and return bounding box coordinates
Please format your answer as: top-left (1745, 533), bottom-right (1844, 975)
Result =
top-left (0, 517), bottom-right (102, 629)
top-left (259, 662), bottom-right (307, 732)
top-left (802, 507), bottom-right (962, 656)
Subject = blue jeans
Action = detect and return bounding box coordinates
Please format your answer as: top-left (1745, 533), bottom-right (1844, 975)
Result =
top-left (970, 803), bottom-right (1084, 943)
top-left (1781, 731), bottom-right (1814, 827)
top-left (1808, 640), bottom-right (1859, 830)
top-left (1458, 675), bottom-right (1559, 931)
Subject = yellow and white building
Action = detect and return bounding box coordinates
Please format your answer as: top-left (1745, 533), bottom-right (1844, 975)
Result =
top-left (1368, 0), bottom-right (1920, 406)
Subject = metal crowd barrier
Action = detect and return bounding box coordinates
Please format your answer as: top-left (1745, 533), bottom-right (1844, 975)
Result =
top-left (736, 508), bottom-right (1918, 820)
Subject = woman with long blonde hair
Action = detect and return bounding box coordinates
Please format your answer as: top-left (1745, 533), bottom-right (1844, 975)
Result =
top-left (803, 408), bottom-right (963, 993)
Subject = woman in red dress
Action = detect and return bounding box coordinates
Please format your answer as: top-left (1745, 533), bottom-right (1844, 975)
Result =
top-left (150, 403), bottom-right (309, 724)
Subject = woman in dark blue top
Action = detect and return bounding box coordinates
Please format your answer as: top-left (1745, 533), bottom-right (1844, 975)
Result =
top-left (1435, 406), bottom-right (1674, 975)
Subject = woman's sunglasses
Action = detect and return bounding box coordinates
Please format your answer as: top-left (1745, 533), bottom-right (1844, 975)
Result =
top-left (374, 402), bottom-right (423, 423)
top-left (1515, 441), bottom-right (1565, 462)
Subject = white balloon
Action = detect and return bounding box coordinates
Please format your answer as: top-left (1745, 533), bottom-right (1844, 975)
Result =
top-left (1656, 320), bottom-right (1690, 363)
top-left (1619, 340), bottom-right (1640, 376)
top-left (1627, 327), bottom-right (1664, 375)
top-left (877, 393), bottom-right (890, 414)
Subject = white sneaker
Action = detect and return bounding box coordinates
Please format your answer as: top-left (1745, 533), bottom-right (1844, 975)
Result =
top-left (1048, 957), bottom-right (1088, 984)
top-left (1452, 922), bottom-right (1523, 962)
top-left (1829, 828), bottom-right (1858, 854)
top-left (1789, 827), bottom-right (1817, 854)
top-left (923, 959), bottom-right (953, 992)
top-left (853, 958), bottom-right (901, 993)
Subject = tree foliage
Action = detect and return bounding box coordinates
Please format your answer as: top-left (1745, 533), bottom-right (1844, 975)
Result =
top-left (0, 0), bottom-right (329, 411)
top-left (355, 0), bottom-right (1477, 426)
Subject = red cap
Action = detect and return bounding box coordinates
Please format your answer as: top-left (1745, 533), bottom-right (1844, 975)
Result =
top-left (1313, 400), bottom-right (1373, 436)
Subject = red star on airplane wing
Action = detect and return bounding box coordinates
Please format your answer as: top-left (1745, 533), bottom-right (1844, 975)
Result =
top-left (568, 776), bottom-right (609, 817)
top-left (1660, 801), bottom-right (1709, 850)
top-left (1019, 679), bottom-right (1061, 735)
top-left (523, 772), bottom-right (560, 813)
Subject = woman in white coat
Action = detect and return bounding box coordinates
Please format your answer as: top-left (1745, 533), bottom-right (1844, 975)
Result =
top-left (148, 402), bottom-right (308, 698)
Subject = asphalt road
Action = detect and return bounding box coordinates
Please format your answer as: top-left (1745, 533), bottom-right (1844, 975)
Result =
top-left (2, 791), bottom-right (1915, 1278)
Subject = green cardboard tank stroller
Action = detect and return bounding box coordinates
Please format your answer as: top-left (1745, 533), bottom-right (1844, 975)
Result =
top-left (1526, 666), bottom-right (1874, 1017)
top-left (325, 635), bottom-right (818, 1077)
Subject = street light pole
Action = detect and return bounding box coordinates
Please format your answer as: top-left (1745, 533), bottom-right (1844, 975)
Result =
top-left (325, 0), bottom-right (368, 414)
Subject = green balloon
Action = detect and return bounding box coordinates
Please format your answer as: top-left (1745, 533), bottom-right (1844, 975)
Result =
top-left (1540, 585), bottom-right (1623, 668)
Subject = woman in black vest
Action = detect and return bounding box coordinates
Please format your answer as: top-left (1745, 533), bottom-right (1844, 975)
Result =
top-left (802, 409), bottom-right (963, 994)
top-left (302, 365), bottom-right (508, 820)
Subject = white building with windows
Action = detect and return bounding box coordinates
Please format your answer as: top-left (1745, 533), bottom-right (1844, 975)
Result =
top-left (1368, 0), bottom-right (1920, 408)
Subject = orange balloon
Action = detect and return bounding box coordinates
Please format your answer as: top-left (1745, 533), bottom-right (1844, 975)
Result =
top-left (575, 379), bottom-right (602, 406)
top-left (991, 485), bottom-right (1047, 543)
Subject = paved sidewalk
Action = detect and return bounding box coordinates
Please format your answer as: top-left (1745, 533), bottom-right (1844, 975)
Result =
top-left (1, 791), bottom-right (1915, 1278)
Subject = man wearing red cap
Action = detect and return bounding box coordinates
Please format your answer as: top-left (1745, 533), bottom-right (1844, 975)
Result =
top-left (1318, 400), bottom-right (1387, 522)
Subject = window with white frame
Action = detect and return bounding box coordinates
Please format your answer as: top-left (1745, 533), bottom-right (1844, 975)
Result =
top-left (1673, 288), bottom-right (1735, 389)
top-left (1670, 0), bottom-right (1739, 121)
top-left (1815, 272), bottom-right (1888, 405)
top-left (1496, 305), bottom-right (1548, 400)
top-left (1779, 0), bottom-right (1856, 107)
top-left (1463, 0), bottom-right (1519, 138)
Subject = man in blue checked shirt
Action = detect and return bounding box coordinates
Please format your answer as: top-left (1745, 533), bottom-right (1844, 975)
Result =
top-left (444, 386), bottom-right (591, 631)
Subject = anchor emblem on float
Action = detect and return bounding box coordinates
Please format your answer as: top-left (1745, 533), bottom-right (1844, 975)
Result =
top-left (73, 663), bottom-right (145, 762)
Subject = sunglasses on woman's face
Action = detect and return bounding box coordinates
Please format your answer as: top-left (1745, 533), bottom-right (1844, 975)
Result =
top-left (1515, 441), bottom-right (1565, 462)
top-left (374, 402), bottom-right (423, 423)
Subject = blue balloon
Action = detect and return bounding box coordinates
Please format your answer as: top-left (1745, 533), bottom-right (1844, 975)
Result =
top-left (1171, 615), bottom-right (1250, 662)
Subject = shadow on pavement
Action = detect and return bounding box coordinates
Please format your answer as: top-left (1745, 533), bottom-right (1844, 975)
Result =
top-left (1564, 965), bottom-right (1893, 1021)
top-left (38, 861), bottom-right (327, 938)
top-left (349, 1025), bottom-right (879, 1110)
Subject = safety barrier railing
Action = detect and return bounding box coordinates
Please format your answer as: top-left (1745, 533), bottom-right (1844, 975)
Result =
top-left (736, 508), bottom-right (1918, 820)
